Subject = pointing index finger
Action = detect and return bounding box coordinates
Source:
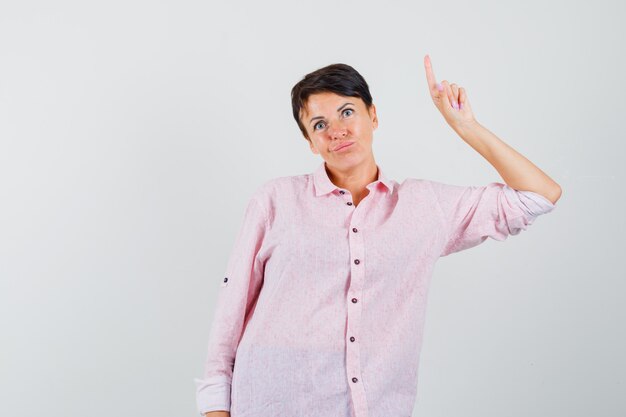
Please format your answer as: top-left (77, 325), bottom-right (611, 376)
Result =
top-left (424, 54), bottom-right (438, 90)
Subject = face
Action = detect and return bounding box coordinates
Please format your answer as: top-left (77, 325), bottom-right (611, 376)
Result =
top-left (300, 92), bottom-right (378, 169)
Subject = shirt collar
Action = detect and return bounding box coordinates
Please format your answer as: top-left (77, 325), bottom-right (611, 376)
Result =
top-left (312, 161), bottom-right (394, 196)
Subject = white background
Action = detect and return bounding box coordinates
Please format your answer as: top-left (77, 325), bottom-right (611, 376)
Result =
top-left (1, 0), bottom-right (624, 416)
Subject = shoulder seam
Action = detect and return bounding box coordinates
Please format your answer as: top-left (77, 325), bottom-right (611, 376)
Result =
top-left (249, 194), bottom-right (270, 229)
top-left (250, 181), bottom-right (274, 228)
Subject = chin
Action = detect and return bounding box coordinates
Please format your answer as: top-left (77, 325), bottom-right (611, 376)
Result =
top-left (333, 155), bottom-right (364, 169)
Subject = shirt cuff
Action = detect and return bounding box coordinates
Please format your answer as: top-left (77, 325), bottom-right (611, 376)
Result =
top-left (502, 185), bottom-right (556, 219)
top-left (194, 375), bottom-right (231, 415)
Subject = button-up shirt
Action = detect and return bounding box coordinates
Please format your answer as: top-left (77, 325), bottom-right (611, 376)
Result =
top-left (194, 161), bottom-right (557, 417)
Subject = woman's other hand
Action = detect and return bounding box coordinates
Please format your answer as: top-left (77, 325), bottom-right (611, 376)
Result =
top-left (424, 54), bottom-right (478, 133)
top-left (204, 411), bottom-right (229, 417)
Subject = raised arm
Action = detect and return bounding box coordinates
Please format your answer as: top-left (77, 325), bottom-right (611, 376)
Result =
top-left (423, 54), bottom-right (562, 204)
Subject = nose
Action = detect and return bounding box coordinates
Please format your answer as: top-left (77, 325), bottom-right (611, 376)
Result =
top-left (327, 121), bottom-right (348, 140)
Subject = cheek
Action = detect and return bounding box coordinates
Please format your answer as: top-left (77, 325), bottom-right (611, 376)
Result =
top-left (351, 122), bottom-right (367, 137)
top-left (314, 139), bottom-right (330, 152)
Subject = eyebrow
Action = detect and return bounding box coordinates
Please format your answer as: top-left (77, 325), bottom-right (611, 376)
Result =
top-left (309, 102), bottom-right (355, 125)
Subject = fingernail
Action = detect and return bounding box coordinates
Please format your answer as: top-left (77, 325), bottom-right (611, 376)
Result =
top-left (452, 102), bottom-right (458, 109)
top-left (436, 83), bottom-right (443, 91)
top-left (459, 103), bottom-right (464, 110)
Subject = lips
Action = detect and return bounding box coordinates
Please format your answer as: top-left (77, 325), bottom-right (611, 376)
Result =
top-left (333, 141), bottom-right (355, 151)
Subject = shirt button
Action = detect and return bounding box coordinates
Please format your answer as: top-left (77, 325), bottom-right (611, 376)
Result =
top-left (350, 336), bottom-right (355, 342)
top-left (352, 227), bottom-right (358, 233)
top-left (351, 298), bottom-right (358, 303)
top-left (339, 190), bottom-right (345, 194)
top-left (352, 377), bottom-right (358, 383)
top-left (354, 259), bottom-right (360, 265)
top-left (346, 202), bottom-right (353, 206)
top-left (223, 277), bottom-right (228, 283)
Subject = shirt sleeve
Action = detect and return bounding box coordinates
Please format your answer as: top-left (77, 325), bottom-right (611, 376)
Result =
top-left (193, 195), bottom-right (268, 415)
top-left (429, 180), bottom-right (557, 257)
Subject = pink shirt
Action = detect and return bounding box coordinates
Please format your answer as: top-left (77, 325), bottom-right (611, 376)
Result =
top-left (194, 162), bottom-right (557, 417)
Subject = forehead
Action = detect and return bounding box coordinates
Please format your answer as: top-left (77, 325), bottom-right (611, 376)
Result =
top-left (302, 92), bottom-right (364, 116)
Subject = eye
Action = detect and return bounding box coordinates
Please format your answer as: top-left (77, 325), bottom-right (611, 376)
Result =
top-left (342, 108), bottom-right (354, 117)
top-left (313, 121), bottom-right (325, 131)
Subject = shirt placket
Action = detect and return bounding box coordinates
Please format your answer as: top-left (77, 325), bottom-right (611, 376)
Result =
top-left (338, 188), bottom-right (369, 417)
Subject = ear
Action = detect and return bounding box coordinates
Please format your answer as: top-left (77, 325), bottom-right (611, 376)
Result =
top-left (369, 104), bottom-right (378, 130)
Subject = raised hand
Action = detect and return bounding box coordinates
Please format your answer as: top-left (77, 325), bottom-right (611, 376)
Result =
top-left (424, 54), bottom-right (477, 131)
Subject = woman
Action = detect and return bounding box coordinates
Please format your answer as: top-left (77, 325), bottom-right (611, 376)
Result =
top-left (194, 55), bottom-right (562, 417)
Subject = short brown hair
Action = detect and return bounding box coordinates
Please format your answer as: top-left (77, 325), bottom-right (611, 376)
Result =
top-left (291, 63), bottom-right (373, 142)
